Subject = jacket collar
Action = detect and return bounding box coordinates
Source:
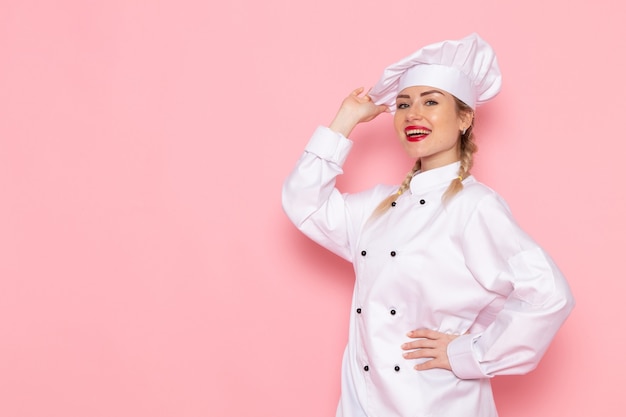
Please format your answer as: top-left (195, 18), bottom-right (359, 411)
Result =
top-left (409, 161), bottom-right (461, 195)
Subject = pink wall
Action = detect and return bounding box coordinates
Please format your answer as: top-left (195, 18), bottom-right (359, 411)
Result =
top-left (1, 1), bottom-right (623, 416)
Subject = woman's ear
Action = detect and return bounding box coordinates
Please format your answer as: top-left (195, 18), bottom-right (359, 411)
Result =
top-left (459, 110), bottom-right (474, 132)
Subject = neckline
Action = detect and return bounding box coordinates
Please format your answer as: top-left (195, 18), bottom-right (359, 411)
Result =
top-left (409, 161), bottom-right (461, 195)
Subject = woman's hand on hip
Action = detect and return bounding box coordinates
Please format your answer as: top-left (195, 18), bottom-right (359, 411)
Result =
top-left (401, 328), bottom-right (459, 371)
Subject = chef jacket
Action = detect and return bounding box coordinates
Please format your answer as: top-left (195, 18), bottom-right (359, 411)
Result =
top-left (282, 126), bottom-right (575, 417)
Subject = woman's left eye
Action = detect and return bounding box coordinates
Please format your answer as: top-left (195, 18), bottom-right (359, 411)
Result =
top-left (425, 100), bottom-right (438, 106)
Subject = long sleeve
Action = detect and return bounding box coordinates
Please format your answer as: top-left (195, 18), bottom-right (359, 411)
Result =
top-left (282, 126), bottom-right (392, 262)
top-left (448, 192), bottom-right (575, 379)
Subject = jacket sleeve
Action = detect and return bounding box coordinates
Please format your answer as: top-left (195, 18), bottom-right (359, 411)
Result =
top-left (447, 191), bottom-right (575, 379)
top-left (282, 126), bottom-right (382, 262)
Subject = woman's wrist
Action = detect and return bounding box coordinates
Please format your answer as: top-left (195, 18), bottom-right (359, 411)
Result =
top-left (328, 110), bottom-right (359, 137)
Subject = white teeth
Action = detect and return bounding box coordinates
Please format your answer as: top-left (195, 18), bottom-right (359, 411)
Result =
top-left (406, 129), bottom-right (430, 136)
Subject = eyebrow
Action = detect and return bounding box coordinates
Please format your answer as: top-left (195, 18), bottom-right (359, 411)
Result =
top-left (396, 90), bottom-right (445, 100)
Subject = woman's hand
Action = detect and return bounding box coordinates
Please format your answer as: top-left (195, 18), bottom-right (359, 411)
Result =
top-left (328, 87), bottom-right (389, 137)
top-left (401, 328), bottom-right (459, 371)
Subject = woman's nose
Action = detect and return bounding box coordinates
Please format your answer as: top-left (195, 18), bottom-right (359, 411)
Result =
top-left (406, 105), bottom-right (422, 121)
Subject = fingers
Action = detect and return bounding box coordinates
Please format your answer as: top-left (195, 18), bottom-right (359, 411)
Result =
top-left (401, 337), bottom-right (438, 359)
top-left (401, 338), bottom-right (436, 351)
top-left (350, 87), bottom-right (375, 102)
top-left (406, 328), bottom-right (441, 339)
top-left (414, 358), bottom-right (449, 371)
top-left (402, 346), bottom-right (437, 360)
top-left (402, 342), bottom-right (450, 371)
top-left (335, 87), bottom-right (388, 127)
top-left (351, 86), bottom-right (365, 96)
top-left (403, 345), bottom-right (451, 371)
top-left (401, 328), bottom-right (457, 371)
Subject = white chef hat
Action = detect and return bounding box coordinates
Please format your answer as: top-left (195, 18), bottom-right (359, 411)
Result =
top-left (369, 33), bottom-right (502, 111)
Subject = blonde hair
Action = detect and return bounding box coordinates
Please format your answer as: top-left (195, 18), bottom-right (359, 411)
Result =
top-left (371, 98), bottom-right (476, 217)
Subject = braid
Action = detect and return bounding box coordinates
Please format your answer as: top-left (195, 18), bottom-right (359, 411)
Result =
top-left (398, 159), bottom-right (421, 195)
top-left (371, 159), bottom-right (421, 218)
top-left (442, 113), bottom-right (477, 203)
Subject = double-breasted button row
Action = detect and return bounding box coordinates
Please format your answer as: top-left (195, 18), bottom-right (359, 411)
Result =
top-left (362, 365), bottom-right (401, 372)
top-left (355, 307), bottom-right (397, 315)
top-left (392, 199), bottom-right (426, 206)
top-left (360, 250), bottom-right (397, 257)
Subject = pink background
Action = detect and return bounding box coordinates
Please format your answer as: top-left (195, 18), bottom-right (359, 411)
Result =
top-left (1, 1), bottom-right (623, 416)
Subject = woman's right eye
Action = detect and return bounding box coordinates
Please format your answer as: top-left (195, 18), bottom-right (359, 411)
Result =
top-left (397, 103), bottom-right (409, 109)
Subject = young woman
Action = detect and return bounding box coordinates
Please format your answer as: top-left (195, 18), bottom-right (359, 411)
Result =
top-left (282, 33), bottom-right (574, 417)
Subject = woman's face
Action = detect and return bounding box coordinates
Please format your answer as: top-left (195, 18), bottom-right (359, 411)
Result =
top-left (393, 85), bottom-right (470, 171)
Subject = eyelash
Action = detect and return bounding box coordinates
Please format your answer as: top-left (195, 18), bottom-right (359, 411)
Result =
top-left (396, 100), bottom-right (438, 109)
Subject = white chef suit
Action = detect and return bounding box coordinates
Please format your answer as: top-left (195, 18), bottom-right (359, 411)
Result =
top-left (282, 126), bottom-right (575, 417)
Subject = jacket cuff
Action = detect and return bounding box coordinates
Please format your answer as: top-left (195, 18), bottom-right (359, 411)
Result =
top-left (448, 334), bottom-right (491, 380)
top-left (305, 126), bottom-right (353, 166)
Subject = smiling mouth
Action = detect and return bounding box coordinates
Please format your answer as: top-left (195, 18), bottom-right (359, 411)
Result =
top-left (405, 127), bottom-right (431, 141)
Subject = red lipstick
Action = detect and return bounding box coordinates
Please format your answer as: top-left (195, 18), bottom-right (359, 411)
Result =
top-left (404, 125), bottom-right (431, 142)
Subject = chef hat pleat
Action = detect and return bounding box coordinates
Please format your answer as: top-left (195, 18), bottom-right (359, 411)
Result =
top-left (369, 33), bottom-right (502, 111)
